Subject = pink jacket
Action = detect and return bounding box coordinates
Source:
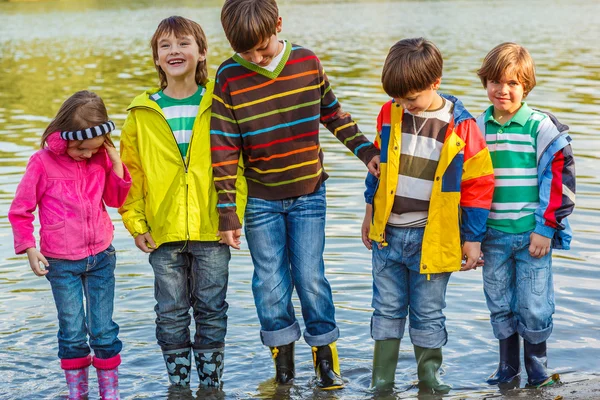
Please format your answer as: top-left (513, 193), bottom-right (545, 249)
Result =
top-left (8, 132), bottom-right (132, 260)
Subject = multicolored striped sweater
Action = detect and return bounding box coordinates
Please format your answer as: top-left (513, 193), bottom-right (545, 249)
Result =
top-left (210, 41), bottom-right (379, 231)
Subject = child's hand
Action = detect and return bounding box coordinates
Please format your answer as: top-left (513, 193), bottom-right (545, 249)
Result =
top-left (104, 142), bottom-right (124, 179)
top-left (103, 141), bottom-right (121, 164)
top-left (25, 247), bottom-right (49, 276)
top-left (135, 232), bottom-right (156, 253)
top-left (367, 155), bottom-right (380, 178)
top-left (218, 229), bottom-right (242, 250)
top-left (529, 232), bottom-right (551, 258)
top-left (362, 204), bottom-right (373, 250)
top-left (460, 241), bottom-right (481, 271)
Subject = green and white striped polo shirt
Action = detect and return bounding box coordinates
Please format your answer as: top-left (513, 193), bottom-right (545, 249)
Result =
top-left (479, 103), bottom-right (553, 234)
top-left (151, 86), bottom-right (204, 159)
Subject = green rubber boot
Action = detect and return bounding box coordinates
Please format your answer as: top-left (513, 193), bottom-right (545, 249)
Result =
top-left (413, 345), bottom-right (452, 394)
top-left (371, 339), bottom-right (400, 390)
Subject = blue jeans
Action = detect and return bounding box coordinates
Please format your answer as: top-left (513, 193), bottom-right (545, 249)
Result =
top-left (481, 227), bottom-right (554, 344)
top-left (149, 241), bottom-right (230, 351)
top-left (371, 226), bottom-right (451, 349)
top-left (244, 184), bottom-right (339, 347)
top-left (45, 245), bottom-right (121, 360)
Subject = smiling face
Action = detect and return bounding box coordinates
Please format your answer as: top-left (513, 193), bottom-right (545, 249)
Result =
top-left (486, 73), bottom-right (525, 120)
top-left (66, 136), bottom-right (105, 161)
top-left (155, 32), bottom-right (206, 84)
top-left (237, 17), bottom-right (283, 67)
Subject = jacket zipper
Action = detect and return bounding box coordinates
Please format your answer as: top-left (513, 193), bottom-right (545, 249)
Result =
top-left (135, 105), bottom-right (190, 239)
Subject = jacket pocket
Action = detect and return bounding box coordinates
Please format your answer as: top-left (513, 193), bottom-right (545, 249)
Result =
top-left (40, 221), bottom-right (66, 254)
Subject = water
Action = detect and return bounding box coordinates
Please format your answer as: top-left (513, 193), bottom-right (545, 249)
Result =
top-left (0, 0), bottom-right (599, 398)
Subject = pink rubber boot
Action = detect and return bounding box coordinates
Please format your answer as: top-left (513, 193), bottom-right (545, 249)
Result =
top-left (93, 354), bottom-right (121, 400)
top-left (61, 355), bottom-right (93, 399)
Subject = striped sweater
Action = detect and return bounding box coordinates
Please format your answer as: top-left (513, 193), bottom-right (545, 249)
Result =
top-left (211, 42), bottom-right (379, 231)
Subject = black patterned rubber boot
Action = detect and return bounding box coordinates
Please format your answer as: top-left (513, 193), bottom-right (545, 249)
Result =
top-left (162, 348), bottom-right (192, 386)
top-left (194, 348), bottom-right (224, 387)
top-left (270, 342), bottom-right (295, 384)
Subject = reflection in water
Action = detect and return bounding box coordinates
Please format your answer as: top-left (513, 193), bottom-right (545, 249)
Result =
top-left (1, 0), bottom-right (599, 399)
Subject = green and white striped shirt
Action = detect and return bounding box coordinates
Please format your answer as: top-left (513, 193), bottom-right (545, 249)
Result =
top-left (477, 103), bottom-right (560, 234)
top-left (151, 86), bottom-right (204, 159)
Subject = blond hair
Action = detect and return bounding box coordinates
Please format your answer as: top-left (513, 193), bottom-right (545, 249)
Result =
top-left (477, 42), bottom-right (536, 95)
top-left (151, 16), bottom-right (208, 89)
top-left (221, 0), bottom-right (279, 53)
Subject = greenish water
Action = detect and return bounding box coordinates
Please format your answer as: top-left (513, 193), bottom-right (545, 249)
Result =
top-left (0, 1), bottom-right (599, 399)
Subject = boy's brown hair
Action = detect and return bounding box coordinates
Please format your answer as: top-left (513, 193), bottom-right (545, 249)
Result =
top-left (41, 91), bottom-right (114, 148)
top-left (477, 42), bottom-right (536, 95)
top-left (381, 38), bottom-right (443, 99)
top-left (151, 16), bottom-right (208, 89)
top-left (221, 0), bottom-right (279, 53)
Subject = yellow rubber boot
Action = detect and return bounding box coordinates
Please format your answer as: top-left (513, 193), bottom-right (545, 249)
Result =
top-left (311, 342), bottom-right (344, 390)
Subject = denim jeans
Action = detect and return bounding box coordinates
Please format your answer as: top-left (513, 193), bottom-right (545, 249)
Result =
top-left (371, 226), bottom-right (451, 349)
top-left (244, 184), bottom-right (339, 347)
top-left (149, 241), bottom-right (230, 351)
top-left (45, 244), bottom-right (122, 360)
top-left (481, 227), bottom-right (554, 344)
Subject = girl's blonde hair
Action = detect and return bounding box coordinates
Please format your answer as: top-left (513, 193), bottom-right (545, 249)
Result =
top-left (41, 91), bottom-right (114, 148)
top-left (477, 42), bottom-right (536, 95)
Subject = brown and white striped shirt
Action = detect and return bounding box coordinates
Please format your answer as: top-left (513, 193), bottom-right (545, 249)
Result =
top-left (388, 99), bottom-right (453, 227)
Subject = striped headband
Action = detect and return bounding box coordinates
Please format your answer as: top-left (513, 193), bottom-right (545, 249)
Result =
top-left (60, 120), bottom-right (115, 141)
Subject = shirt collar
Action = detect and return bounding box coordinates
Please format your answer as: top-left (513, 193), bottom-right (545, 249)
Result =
top-left (484, 102), bottom-right (532, 126)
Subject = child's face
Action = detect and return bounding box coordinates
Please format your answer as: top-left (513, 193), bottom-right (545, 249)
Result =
top-left (486, 73), bottom-right (525, 119)
top-left (394, 78), bottom-right (442, 115)
top-left (67, 136), bottom-right (105, 161)
top-left (155, 32), bottom-right (206, 83)
top-left (238, 17), bottom-right (283, 67)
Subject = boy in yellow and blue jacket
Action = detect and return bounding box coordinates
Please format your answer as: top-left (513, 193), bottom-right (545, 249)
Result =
top-left (119, 16), bottom-right (246, 388)
top-left (361, 38), bottom-right (495, 393)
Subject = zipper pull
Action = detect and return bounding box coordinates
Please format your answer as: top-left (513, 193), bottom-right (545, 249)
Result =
top-left (184, 172), bottom-right (188, 186)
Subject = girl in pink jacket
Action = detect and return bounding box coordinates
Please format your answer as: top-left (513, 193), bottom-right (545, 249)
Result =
top-left (8, 91), bottom-right (131, 400)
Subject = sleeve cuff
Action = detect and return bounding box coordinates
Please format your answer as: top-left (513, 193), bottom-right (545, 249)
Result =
top-left (15, 242), bottom-right (36, 255)
top-left (219, 211), bottom-right (242, 231)
top-left (360, 145), bottom-right (380, 166)
top-left (534, 223), bottom-right (556, 239)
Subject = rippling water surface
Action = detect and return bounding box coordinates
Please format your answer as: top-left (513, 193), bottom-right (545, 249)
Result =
top-left (0, 0), bottom-right (599, 399)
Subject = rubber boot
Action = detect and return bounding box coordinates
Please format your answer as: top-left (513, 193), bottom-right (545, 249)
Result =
top-left (163, 348), bottom-right (192, 386)
top-left (524, 340), bottom-right (559, 387)
top-left (61, 355), bottom-right (92, 400)
top-left (371, 339), bottom-right (400, 390)
top-left (269, 342), bottom-right (295, 384)
top-left (193, 347), bottom-right (224, 387)
top-left (487, 333), bottom-right (521, 385)
top-left (413, 345), bottom-right (452, 394)
top-left (93, 355), bottom-right (121, 400)
top-left (311, 342), bottom-right (344, 390)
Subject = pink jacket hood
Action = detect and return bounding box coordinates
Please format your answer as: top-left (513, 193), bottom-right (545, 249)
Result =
top-left (8, 133), bottom-right (132, 260)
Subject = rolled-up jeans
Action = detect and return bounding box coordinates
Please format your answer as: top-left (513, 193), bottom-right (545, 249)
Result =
top-left (482, 227), bottom-right (554, 344)
top-left (371, 226), bottom-right (451, 349)
top-left (244, 184), bottom-right (339, 347)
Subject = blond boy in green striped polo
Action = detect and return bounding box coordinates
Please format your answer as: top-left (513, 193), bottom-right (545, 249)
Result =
top-left (476, 42), bottom-right (575, 388)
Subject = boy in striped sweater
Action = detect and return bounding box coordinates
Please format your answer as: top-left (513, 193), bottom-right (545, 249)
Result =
top-left (362, 38), bottom-right (494, 393)
top-left (211, 0), bottom-right (380, 390)
top-left (476, 43), bottom-right (576, 388)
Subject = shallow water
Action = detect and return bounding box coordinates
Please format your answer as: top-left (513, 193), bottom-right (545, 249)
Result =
top-left (0, 0), bottom-right (599, 399)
